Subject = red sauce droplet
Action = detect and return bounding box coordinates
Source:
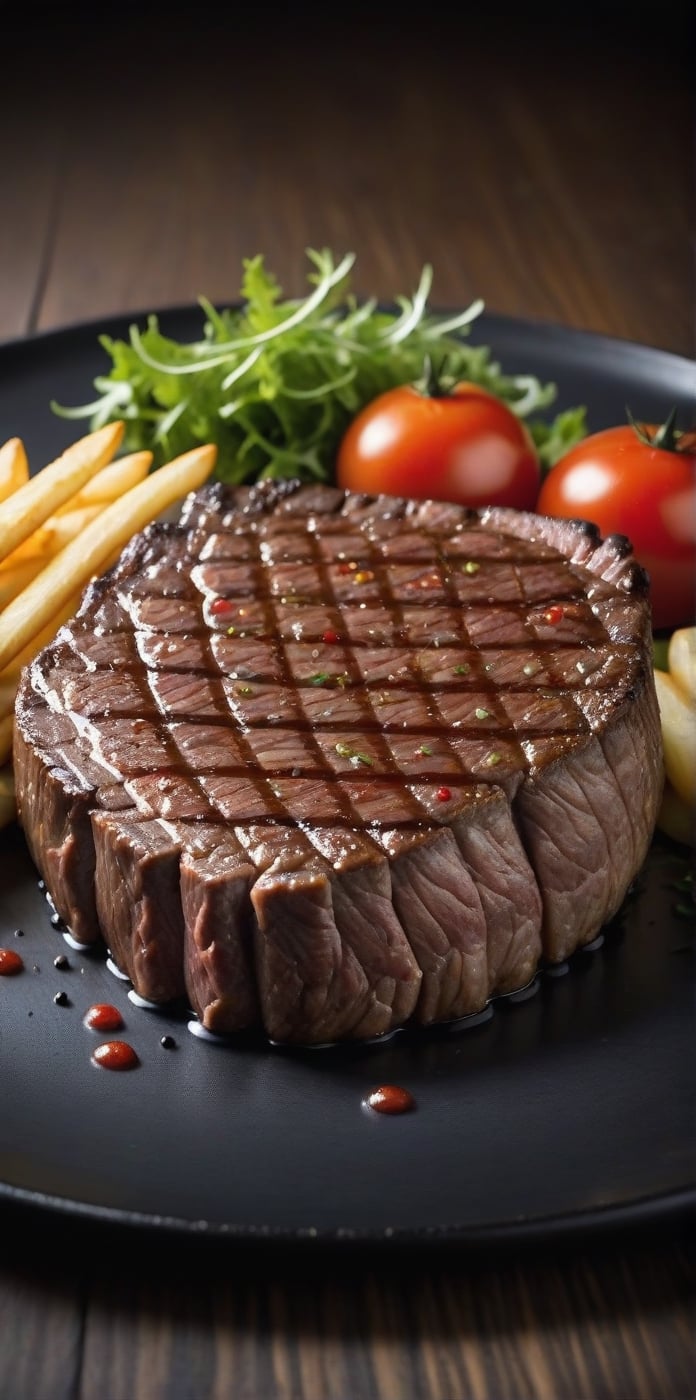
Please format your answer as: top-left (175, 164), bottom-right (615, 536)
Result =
top-left (322, 628), bottom-right (339, 645)
top-left (543, 605), bottom-right (564, 624)
top-left (436, 786), bottom-right (452, 802)
top-left (210, 597), bottom-right (236, 616)
top-left (91, 1041), bottom-right (139, 1071)
top-left (0, 948), bottom-right (24, 976)
top-left (366, 1085), bottom-right (416, 1115)
top-left (84, 1003), bottom-right (124, 1032)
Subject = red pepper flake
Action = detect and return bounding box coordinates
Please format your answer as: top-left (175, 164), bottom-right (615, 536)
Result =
top-left (436, 786), bottom-right (452, 802)
top-left (408, 571), bottom-right (441, 590)
top-left (210, 597), bottom-right (236, 616)
top-left (322, 629), bottom-right (339, 645)
top-left (338, 562), bottom-right (357, 575)
top-left (0, 948), bottom-right (24, 976)
top-left (543, 605), bottom-right (564, 625)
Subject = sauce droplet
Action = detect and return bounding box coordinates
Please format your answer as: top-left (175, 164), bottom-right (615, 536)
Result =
top-left (84, 1003), bottom-right (124, 1032)
top-left (0, 948), bottom-right (24, 976)
top-left (210, 597), bottom-right (236, 616)
top-left (91, 1041), bottom-right (139, 1071)
top-left (365, 1085), bottom-right (416, 1115)
top-left (543, 605), bottom-right (564, 624)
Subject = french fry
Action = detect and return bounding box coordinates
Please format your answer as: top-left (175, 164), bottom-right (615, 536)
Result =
top-left (0, 589), bottom-right (84, 769)
top-left (0, 713), bottom-right (13, 766)
top-left (0, 762), bottom-right (15, 830)
top-left (654, 668), bottom-right (696, 809)
top-left (1, 505), bottom-right (104, 573)
top-left (668, 626), bottom-right (696, 706)
top-left (27, 504), bottom-right (103, 553)
top-left (0, 678), bottom-right (15, 717)
top-left (657, 778), bottom-right (695, 847)
top-left (0, 558), bottom-right (43, 609)
top-left (0, 586), bottom-right (85, 827)
top-left (0, 443), bottom-right (217, 673)
top-left (0, 438), bottom-right (29, 503)
top-left (0, 451), bottom-right (153, 570)
top-left (0, 420), bottom-right (124, 563)
top-left (57, 450), bottom-right (152, 508)
top-left (0, 589), bottom-right (83, 688)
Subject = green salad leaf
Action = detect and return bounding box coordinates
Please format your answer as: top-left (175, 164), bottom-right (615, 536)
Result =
top-left (51, 248), bottom-right (586, 481)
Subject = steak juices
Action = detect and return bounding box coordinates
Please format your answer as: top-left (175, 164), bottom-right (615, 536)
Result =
top-left (13, 481), bottom-right (663, 1045)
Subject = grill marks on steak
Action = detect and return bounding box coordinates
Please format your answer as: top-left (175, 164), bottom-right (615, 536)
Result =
top-left (13, 482), bottom-right (662, 1044)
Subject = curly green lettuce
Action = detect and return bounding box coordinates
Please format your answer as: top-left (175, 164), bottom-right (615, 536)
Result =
top-left (52, 248), bottom-right (586, 482)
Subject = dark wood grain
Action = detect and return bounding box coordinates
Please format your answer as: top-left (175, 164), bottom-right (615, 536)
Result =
top-left (0, 4), bottom-right (693, 353)
top-left (0, 1205), bottom-right (694, 1400)
top-left (0, 4), bottom-right (694, 1398)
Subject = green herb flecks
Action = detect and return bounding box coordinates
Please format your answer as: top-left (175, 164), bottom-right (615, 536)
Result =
top-left (309, 670), bottom-right (350, 688)
top-left (335, 742), bottom-right (374, 767)
top-left (51, 248), bottom-right (586, 481)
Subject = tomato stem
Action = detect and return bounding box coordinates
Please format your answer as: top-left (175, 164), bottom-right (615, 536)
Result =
top-left (419, 354), bottom-right (451, 398)
top-left (626, 404), bottom-right (686, 453)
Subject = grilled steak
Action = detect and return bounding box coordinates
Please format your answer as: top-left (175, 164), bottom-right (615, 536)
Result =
top-left (13, 480), bottom-right (664, 1044)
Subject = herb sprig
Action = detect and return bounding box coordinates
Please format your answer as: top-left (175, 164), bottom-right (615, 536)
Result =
top-left (52, 248), bottom-right (586, 482)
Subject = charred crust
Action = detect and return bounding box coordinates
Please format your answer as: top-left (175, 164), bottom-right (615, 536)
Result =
top-left (535, 512), bottom-right (602, 542)
top-left (568, 518), bottom-right (601, 541)
top-left (117, 521), bottom-right (186, 571)
top-left (179, 480), bottom-right (230, 521)
top-left (245, 478), bottom-right (305, 513)
top-left (339, 490), bottom-right (377, 513)
top-left (602, 533), bottom-right (633, 559)
top-left (619, 562), bottom-right (651, 595)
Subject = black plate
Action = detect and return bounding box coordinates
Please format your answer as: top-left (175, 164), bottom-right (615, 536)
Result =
top-left (0, 309), bottom-right (694, 1246)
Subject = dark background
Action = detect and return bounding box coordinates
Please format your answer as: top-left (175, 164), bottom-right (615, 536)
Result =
top-left (1, 0), bottom-right (694, 352)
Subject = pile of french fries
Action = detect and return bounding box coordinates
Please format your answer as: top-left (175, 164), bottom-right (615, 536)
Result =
top-left (653, 627), bottom-right (696, 847)
top-left (0, 422), bottom-right (217, 829)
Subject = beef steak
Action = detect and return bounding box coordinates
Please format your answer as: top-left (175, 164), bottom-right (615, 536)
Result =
top-left (13, 480), bottom-right (664, 1044)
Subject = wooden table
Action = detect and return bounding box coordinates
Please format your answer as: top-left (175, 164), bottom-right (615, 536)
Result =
top-left (1, 6), bottom-right (694, 1398)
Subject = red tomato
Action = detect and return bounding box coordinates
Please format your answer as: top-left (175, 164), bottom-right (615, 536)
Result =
top-left (336, 381), bottom-right (540, 510)
top-left (536, 419), bottom-right (696, 632)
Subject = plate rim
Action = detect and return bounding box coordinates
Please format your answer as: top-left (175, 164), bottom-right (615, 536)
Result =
top-left (1, 301), bottom-right (693, 379)
top-left (1, 1178), bottom-right (694, 1248)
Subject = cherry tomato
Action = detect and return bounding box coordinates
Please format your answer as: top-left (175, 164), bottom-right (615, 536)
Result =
top-left (336, 380), bottom-right (540, 510)
top-left (536, 415), bottom-right (695, 632)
